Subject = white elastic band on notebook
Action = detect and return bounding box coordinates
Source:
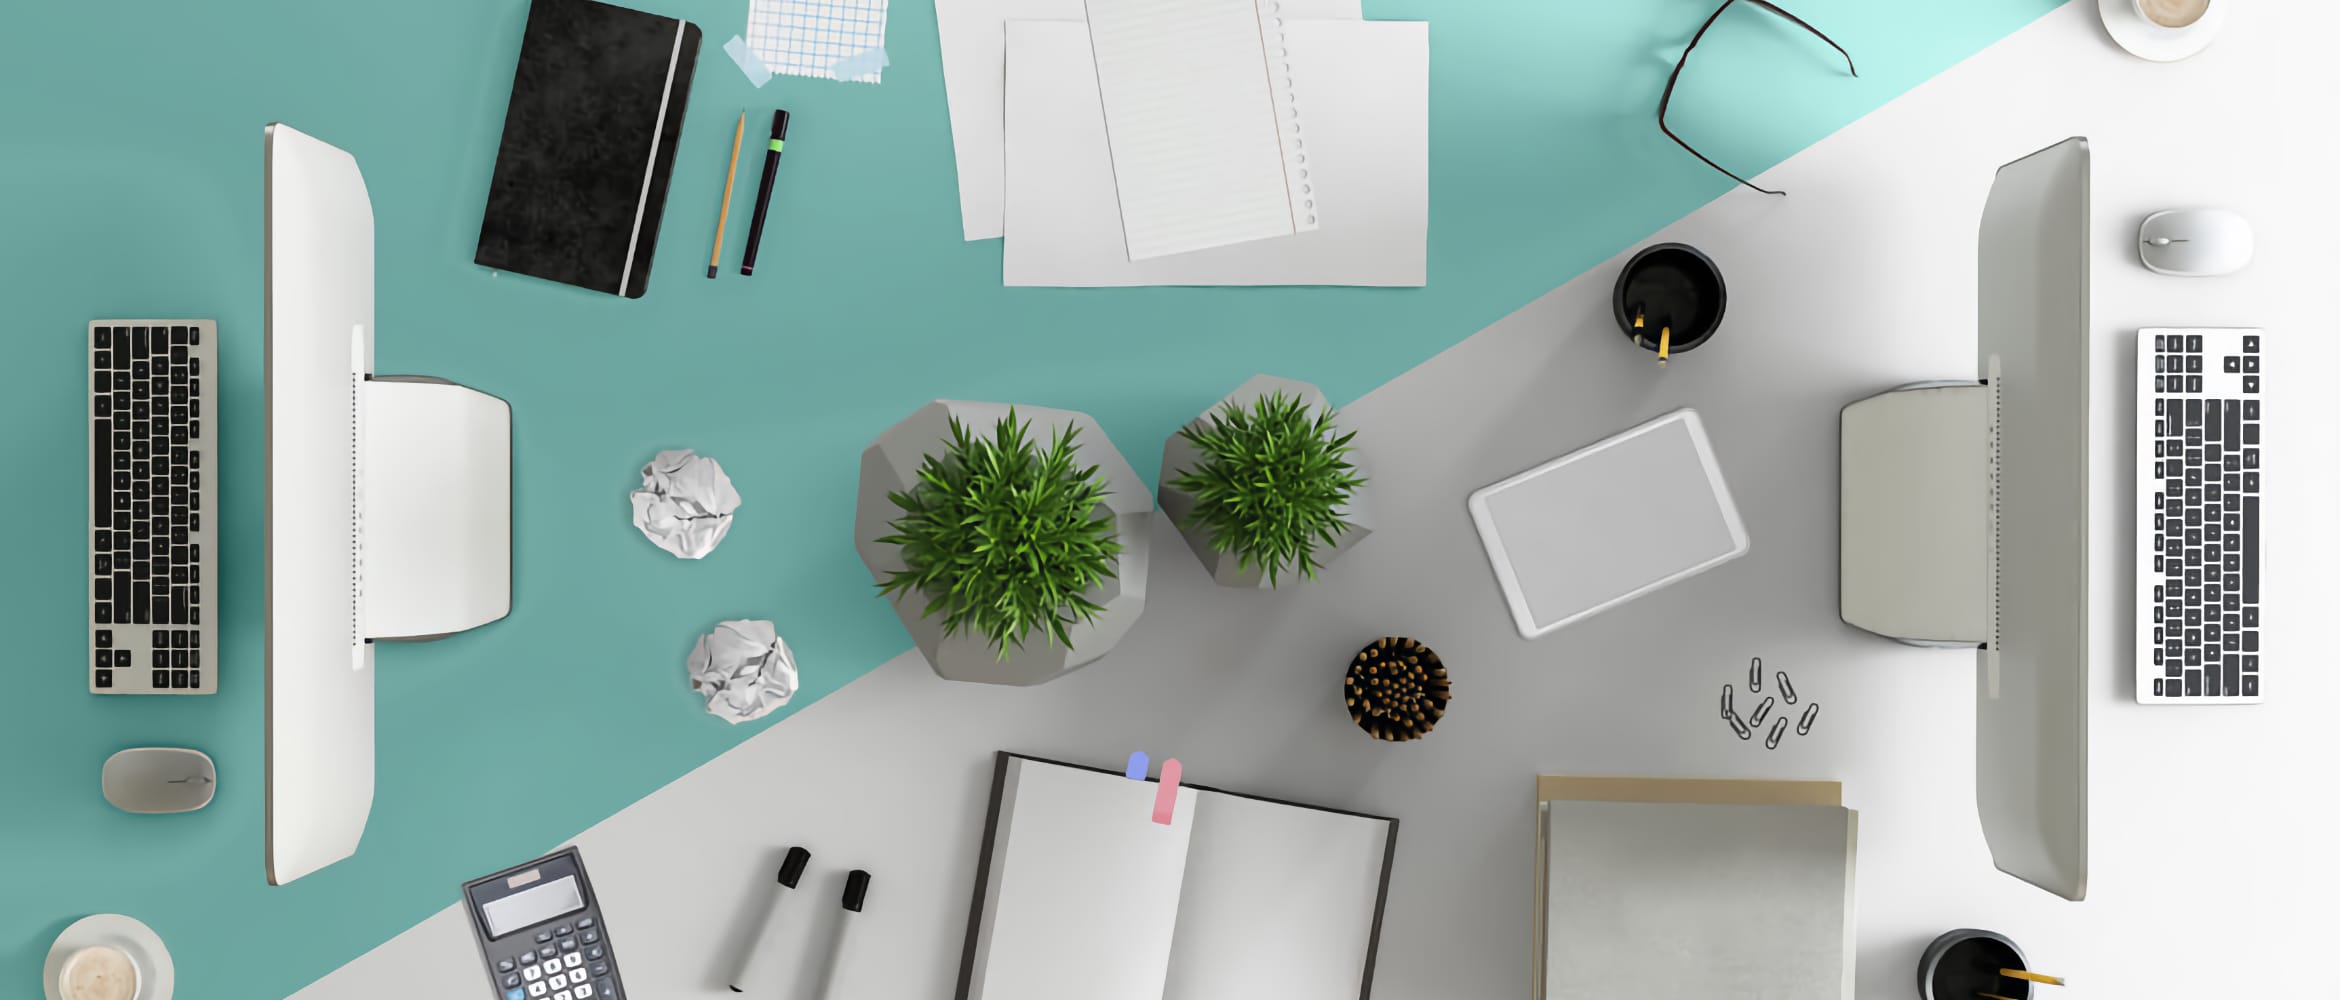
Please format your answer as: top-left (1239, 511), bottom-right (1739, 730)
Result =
top-left (620, 21), bottom-right (686, 297)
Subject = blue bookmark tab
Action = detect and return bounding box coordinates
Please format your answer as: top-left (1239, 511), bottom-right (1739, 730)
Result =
top-left (1124, 751), bottom-right (1149, 780)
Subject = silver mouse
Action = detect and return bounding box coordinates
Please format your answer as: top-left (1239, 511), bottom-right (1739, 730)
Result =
top-left (103, 747), bottom-right (216, 814)
top-left (2139, 208), bottom-right (2254, 277)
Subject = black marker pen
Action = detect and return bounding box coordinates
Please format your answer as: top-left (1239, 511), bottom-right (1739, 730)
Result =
top-left (739, 109), bottom-right (790, 277)
top-left (729, 846), bottom-right (811, 993)
top-left (813, 870), bottom-right (871, 999)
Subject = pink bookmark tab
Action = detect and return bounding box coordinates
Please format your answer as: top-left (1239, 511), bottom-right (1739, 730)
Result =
top-left (1151, 758), bottom-right (1182, 825)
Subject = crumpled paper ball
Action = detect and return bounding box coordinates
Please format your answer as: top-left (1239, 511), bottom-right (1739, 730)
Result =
top-left (631, 449), bottom-right (742, 559)
top-left (688, 619), bottom-right (800, 724)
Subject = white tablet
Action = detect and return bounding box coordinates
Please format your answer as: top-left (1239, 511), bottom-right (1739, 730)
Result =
top-left (1467, 409), bottom-right (1748, 639)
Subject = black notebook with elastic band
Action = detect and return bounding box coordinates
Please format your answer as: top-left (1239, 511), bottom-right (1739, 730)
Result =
top-left (476, 0), bottom-right (700, 299)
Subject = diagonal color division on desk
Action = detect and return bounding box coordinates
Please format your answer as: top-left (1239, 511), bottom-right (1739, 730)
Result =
top-left (0, 0), bottom-right (2061, 996)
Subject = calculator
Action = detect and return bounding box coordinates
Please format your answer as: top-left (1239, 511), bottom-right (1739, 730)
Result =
top-left (461, 847), bottom-right (628, 1000)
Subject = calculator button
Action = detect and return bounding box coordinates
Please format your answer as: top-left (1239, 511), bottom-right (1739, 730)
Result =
top-left (522, 950), bottom-right (538, 964)
top-left (586, 946), bottom-right (604, 961)
top-left (555, 992), bottom-right (574, 1000)
top-left (576, 918), bottom-right (594, 930)
top-left (529, 983), bottom-right (548, 998)
top-left (581, 930), bottom-right (599, 945)
top-left (560, 938), bottom-right (579, 952)
top-left (499, 959), bottom-right (517, 973)
top-left (564, 954), bottom-right (583, 969)
top-left (537, 931), bottom-right (554, 944)
top-left (596, 979), bottom-right (615, 997)
top-left (507, 991), bottom-right (524, 1000)
top-left (555, 925), bottom-right (573, 937)
top-left (591, 963), bottom-right (608, 977)
top-left (549, 972), bottom-right (570, 988)
top-left (523, 966), bottom-right (542, 982)
top-left (542, 959), bottom-right (563, 975)
top-left (503, 974), bottom-right (520, 988)
top-left (575, 985), bottom-right (594, 999)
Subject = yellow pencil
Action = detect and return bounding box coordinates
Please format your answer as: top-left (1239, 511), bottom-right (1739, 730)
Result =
top-left (709, 111), bottom-right (747, 278)
top-left (1658, 326), bottom-right (1672, 366)
top-left (1999, 969), bottom-right (2065, 987)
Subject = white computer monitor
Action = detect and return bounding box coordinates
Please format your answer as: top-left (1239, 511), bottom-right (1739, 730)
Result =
top-left (1838, 137), bottom-right (2089, 901)
top-left (263, 123), bottom-right (513, 885)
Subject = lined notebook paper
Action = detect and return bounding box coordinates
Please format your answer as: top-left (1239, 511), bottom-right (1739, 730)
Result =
top-left (1081, 0), bottom-right (1316, 260)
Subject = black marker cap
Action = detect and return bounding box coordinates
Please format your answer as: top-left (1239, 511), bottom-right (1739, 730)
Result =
top-left (842, 869), bottom-right (871, 912)
top-left (778, 846), bottom-right (812, 888)
top-left (770, 109), bottom-right (791, 140)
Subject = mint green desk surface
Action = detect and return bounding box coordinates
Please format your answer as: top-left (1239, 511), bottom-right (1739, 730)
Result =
top-left (0, 0), bottom-right (2058, 995)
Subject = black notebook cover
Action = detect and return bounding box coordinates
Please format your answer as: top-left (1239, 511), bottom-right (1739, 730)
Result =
top-left (476, 0), bottom-right (700, 298)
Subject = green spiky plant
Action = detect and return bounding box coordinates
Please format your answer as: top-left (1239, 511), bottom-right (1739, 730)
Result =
top-left (876, 410), bottom-right (1124, 659)
top-left (1169, 391), bottom-right (1366, 586)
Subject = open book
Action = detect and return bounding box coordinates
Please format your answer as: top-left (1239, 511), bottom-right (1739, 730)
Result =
top-left (956, 753), bottom-right (1397, 1000)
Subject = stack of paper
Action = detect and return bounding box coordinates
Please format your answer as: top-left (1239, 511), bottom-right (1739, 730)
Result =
top-left (935, 0), bottom-right (1427, 287)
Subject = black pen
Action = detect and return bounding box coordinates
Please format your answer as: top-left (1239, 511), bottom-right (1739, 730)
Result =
top-left (729, 846), bottom-right (811, 993)
top-left (739, 109), bottom-right (790, 277)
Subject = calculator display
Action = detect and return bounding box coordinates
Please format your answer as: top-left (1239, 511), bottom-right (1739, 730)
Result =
top-left (482, 875), bottom-right (586, 937)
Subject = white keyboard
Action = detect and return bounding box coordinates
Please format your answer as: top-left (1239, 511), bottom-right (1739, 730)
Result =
top-left (2135, 328), bottom-right (2264, 704)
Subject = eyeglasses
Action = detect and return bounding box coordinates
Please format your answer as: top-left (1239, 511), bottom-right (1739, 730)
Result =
top-left (1658, 0), bottom-right (1857, 196)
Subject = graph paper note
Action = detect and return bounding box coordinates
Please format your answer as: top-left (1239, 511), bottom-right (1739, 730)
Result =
top-left (746, 0), bottom-right (890, 83)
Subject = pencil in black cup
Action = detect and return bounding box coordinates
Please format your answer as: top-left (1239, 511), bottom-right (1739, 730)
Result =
top-left (740, 109), bottom-right (791, 276)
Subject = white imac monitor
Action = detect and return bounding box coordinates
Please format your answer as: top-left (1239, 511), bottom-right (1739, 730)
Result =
top-left (1838, 137), bottom-right (2089, 900)
top-left (264, 123), bottom-right (514, 885)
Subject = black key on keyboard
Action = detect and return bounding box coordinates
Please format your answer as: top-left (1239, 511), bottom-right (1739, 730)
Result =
top-left (2243, 497), bottom-right (2258, 602)
top-left (2224, 658), bottom-right (2241, 696)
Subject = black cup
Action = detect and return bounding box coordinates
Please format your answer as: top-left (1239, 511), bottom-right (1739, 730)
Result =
top-left (1917, 928), bottom-right (2031, 1000)
top-left (1612, 243), bottom-right (1727, 359)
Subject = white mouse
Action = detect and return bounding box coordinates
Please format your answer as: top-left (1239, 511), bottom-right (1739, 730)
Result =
top-left (2139, 208), bottom-right (2253, 276)
top-left (102, 747), bottom-right (216, 814)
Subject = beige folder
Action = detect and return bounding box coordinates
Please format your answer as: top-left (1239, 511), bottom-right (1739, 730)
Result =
top-left (1533, 776), bottom-right (1853, 1000)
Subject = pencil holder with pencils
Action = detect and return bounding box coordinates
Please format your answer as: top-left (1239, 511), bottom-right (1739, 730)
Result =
top-left (1613, 242), bottom-right (1727, 367)
top-left (1919, 928), bottom-right (2063, 1000)
top-left (1343, 636), bottom-right (1450, 742)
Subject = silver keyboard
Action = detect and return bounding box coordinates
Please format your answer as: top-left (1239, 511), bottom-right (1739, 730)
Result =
top-left (88, 320), bottom-right (218, 695)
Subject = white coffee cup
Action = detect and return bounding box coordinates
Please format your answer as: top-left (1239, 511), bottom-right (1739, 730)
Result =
top-left (57, 945), bottom-right (140, 1000)
top-left (2133, 0), bottom-right (2212, 29)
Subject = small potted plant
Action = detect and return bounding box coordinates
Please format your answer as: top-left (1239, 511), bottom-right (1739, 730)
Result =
top-left (1160, 375), bottom-right (1373, 587)
top-left (854, 401), bottom-right (1154, 685)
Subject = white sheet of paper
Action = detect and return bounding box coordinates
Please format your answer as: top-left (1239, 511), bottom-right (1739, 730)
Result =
top-left (1003, 20), bottom-right (1427, 286)
top-left (934, 0), bottom-right (1358, 241)
top-left (964, 759), bottom-right (1200, 1000)
top-left (1081, 0), bottom-right (1315, 259)
top-left (1162, 790), bottom-right (1390, 1000)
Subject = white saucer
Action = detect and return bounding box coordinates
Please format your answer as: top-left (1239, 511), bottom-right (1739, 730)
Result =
top-left (42, 914), bottom-right (174, 1000)
top-left (2099, 0), bottom-right (2227, 62)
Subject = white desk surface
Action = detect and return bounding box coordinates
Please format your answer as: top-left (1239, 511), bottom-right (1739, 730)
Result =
top-left (301, 4), bottom-right (2340, 997)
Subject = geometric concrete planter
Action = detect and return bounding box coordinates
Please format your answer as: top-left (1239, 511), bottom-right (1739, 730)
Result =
top-left (854, 400), bottom-right (1153, 686)
top-left (1158, 374), bottom-right (1375, 588)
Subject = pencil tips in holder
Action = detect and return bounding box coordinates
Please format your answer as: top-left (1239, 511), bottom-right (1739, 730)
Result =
top-left (1613, 243), bottom-right (1725, 364)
